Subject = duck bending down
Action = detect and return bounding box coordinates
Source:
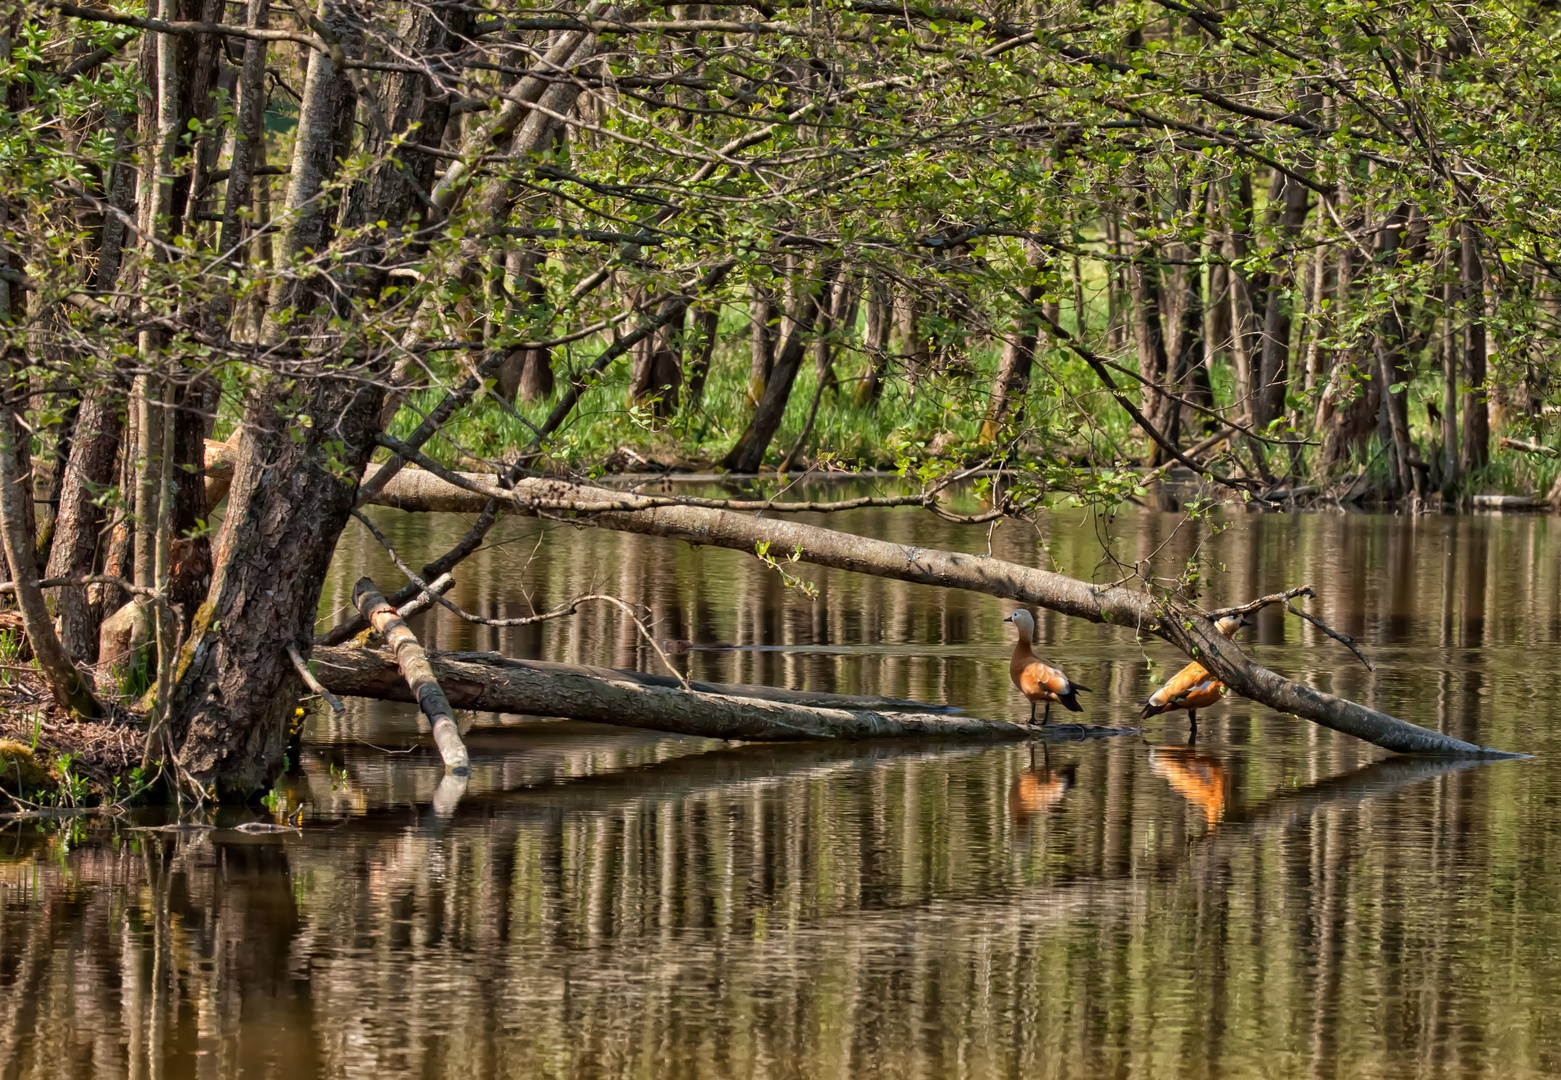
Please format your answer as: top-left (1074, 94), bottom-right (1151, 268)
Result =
top-left (1141, 614), bottom-right (1252, 735)
top-left (1003, 609), bottom-right (1090, 726)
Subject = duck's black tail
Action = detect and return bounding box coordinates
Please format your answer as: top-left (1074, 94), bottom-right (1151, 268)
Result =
top-left (1059, 684), bottom-right (1090, 713)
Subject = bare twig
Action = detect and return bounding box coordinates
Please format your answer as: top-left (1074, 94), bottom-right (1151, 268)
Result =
top-left (1207, 586), bottom-right (1374, 671)
top-left (286, 642), bottom-right (345, 713)
top-left (350, 511), bottom-right (689, 688)
top-left (1206, 586), bottom-right (1315, 618)
top-left (1286, 601), bottom-right (1376, 672)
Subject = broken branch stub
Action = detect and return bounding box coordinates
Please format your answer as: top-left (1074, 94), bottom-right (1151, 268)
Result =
top-left (351, 578), bottom-right (470, 774)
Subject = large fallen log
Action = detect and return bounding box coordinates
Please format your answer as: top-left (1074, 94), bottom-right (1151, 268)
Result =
top-left (315, 455), bottom-right (1516, 758)
top-left (311, 646), bottom-right (1045, 741)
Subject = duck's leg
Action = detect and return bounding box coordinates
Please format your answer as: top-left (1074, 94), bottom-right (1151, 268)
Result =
top-left (1042, 701), bottom-right (1051, 726)
top-left (1029, 700), bottom-right (1037, 726)
top-left (1188, 710), bottom-right (1198, 741)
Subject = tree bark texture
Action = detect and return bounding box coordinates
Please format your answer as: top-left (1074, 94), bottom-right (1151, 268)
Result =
top-left (44, 384), bottom-right (124, 663)
top-left (168, 379), bottom-right (385, 794)
top-left (216, 0), bottom-right (269, 260)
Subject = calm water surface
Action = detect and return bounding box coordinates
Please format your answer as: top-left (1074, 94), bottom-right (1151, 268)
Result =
top-left (2, 495), bottom-right (1559, 1079)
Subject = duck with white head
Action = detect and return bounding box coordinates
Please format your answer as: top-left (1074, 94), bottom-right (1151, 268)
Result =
top-left (1141, 614), bottom-right (1252, 739)
top-left (1003, 608), bottom-right (1091, 726)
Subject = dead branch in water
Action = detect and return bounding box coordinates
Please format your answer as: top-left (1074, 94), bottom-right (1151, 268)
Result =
top-left (352, 579), bottom-right (470, 774)
top-left (1206, 587), bottom-right (1316, 618)
top-left (311, 645), bottom-right (1050, 741)
top-left (1205, 586), bottom-right (1374, 670)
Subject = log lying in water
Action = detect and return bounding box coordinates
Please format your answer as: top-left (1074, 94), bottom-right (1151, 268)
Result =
top-left (326, 457), bottom-right (1518, 758)
top-left (571, 662), bottom-right (959, 714)
top-left (310, 646), bottom-right (1043, 741)
top-left (352, 579), bottom-right (471, 774)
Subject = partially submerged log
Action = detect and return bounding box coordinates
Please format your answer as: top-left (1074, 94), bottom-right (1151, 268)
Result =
top-left (321, 458), bottom-right (1516, 758)
top-left (351, 579), bottom-right (470, 774)
top-left (1471, 493), bottom-right (1541, 510)
top-left (311, 646), bottom-right (1048, 741)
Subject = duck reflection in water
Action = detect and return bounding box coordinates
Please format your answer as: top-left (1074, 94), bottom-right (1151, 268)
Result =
top-left (1149, 737), bottom-right (1231, 827)
top-left (1009, 745), bottom-right (1078, 837)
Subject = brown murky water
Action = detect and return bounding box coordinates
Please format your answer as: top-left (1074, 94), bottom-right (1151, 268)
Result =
top-left (2, 493), bottom-right (1558, 1078)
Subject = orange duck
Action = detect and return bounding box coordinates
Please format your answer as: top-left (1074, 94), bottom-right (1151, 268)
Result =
top-left (1141, 614), bottom-right (1251, 736)
top-left (1004, 608), bottom-right (1090, 726)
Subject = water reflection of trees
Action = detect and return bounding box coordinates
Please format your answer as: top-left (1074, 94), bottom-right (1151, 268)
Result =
top-left (0, 742), bottom-right (1531, 1079)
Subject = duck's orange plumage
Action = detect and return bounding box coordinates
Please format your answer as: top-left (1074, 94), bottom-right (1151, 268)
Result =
top-left (1141, 614), bottom-right (1250, 731)
top-left (1004, 609), bottom-right (1089, 725)
top-left (1143, 659), bottom-right (1226, 715)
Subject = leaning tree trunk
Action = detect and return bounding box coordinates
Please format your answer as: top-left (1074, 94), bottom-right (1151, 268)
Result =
top-left (0, 399), bottom-right (99, 719)
top-left (168, 382), bottom-right (383, 794)
top-left (167, 0), bottom-right (388, 795)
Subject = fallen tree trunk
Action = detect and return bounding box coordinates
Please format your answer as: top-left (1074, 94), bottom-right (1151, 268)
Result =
top-left (311, 646), bottom-right (1038, 741)
top-left (352, 579), bottom-right (470, 773)
top-left (317, 459), bottom-right (1515, 758)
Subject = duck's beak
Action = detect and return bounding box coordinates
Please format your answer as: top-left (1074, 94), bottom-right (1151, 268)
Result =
top-left (1003, 613), bottom-right (1014, 622)
top-left (1239, 616), bottom-right (1254, 628)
